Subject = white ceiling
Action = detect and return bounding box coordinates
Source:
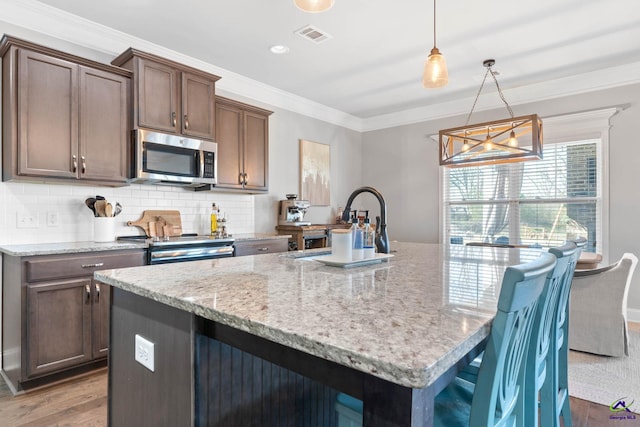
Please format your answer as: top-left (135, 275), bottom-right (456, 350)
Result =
top-left (24, 0), bottom-right (640, 123)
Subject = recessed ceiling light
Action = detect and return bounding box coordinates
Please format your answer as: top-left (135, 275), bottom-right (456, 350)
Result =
top-left (270, 45), bottom-right (290, 54)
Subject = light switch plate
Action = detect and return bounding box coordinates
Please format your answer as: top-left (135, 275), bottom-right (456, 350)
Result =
top-left (135, 334), bottom-right (155, 372)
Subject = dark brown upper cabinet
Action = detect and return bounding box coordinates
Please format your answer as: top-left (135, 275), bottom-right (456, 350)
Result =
top-left (0, 35), bottom-right (131, 186)
top-left (112, 49), bottom-right (220, 141)
top-left (215, 96), bottom-right (272, 192)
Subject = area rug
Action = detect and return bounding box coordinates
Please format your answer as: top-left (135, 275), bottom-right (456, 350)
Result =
top-left (568, 329), bottom-right (640, 407)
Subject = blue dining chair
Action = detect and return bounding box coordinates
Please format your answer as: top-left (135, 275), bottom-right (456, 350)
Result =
top-left (335, 252), bottom-right (556, 427)
top-left (523, 242), bottom-right (579, 427)
top-left (457, 242), bottom-right (581, 426)
top-left (433, 252), bottom-right (556, 426)
top-left (538, 238), bottom-right (583, 427)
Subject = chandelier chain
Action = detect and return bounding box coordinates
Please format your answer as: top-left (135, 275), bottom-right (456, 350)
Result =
top-left (465, 62), bottom-right (515, 126)
top-left (464, 68), bottom-right (490, 126)
top-left (490, 66), bottom-right (515, 118)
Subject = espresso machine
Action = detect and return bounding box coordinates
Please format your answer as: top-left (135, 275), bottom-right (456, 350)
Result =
top-left (278, 194), bottom-right (311, 226)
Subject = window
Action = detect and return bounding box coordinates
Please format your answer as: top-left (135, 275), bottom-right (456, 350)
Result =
top-left (441, 108), bottom-right (617, 255)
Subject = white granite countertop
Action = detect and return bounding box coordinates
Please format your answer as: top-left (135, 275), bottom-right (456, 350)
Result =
top-left (95, 242), bottom-right (541, 389)
top-left (0, 234), bottom-right (287, 257)
top-left (232, 233), bottom-right (290, 241)
top-left (0, 240), bottom-right (147, 256)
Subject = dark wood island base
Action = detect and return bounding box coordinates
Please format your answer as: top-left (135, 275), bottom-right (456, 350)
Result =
top-left (109, 288), bottom-right (483, 426)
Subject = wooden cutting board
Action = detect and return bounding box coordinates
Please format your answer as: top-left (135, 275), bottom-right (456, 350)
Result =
top-left (127, 210), bottom-right (183, 237)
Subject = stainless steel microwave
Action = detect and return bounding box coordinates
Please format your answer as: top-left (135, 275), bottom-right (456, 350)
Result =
top-left (130, 129), bottom-right (217, 187)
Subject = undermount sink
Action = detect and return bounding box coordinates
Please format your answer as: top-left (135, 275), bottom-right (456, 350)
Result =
top-left (280, 248), bottom-right (331, 259)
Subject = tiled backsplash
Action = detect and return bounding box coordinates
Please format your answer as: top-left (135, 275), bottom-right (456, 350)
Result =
top-left (0, 181), bottom-right (255, 245)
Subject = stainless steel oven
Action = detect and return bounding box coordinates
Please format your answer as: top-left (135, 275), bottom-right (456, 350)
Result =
top-left (118, 234), bottom-right (234, 264)
top-left (130, 129), bottom-right (217, 187)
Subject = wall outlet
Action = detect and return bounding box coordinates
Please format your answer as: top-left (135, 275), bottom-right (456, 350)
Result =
top-left (16, 213), bottom-right (38, 228)
top-left (135, 334), bottom-right (155, 372)
top-left (46, 211), bottom-right (59, 227)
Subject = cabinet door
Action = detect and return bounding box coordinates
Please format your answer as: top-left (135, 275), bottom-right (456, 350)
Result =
top-left (92, 281), bottom-right (111, 359)
top-left (79, 66), bottom-right (130, 183)
top-left (17, 49), bottom-right (78, 178)
top-left (182, 72), bottom-right (215, 140)
top-left (234, 239), bottom-right (288, 256)
top-left (26, 279), bottom-right (92, 378)
top-left (215, 100), bottom-right (244, 189)
top-left (137, 58), bottom-right (179, 133)
top-left (243, 110), bottom-right (269, 191)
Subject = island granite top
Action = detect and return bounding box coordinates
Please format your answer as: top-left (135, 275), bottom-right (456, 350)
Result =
top-left (95, 242), bottom-right (541, 389)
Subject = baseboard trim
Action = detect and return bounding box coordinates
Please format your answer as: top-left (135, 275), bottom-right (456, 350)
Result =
top-left (627, 308), bottom-right (640, 323)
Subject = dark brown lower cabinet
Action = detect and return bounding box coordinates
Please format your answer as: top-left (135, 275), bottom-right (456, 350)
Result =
top-left (233, 238), bottom-right (288, 256)
top-left (1, 249), bottom-right (144, 393)
top-left (26, 279), bottom-right (93, 378)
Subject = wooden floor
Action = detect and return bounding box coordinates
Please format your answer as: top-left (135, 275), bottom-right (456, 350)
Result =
top-left (0, 370), bottom-right (107, 427)
top-left (0, 373), bottom-right (628, 426)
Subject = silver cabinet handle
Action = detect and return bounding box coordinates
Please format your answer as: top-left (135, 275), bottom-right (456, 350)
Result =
top-left (238, 173), bottom-right (244, 185)
top-left (85, 284), bottom-right (91, 302)
top-left (81, 263), bottom-right (105, 268)
top-left (95, 283), bottom-right (100, 303)
top-left (171, 112), bottom-right (177, 127)
top-left (258, 247), bottom-right (269, 252)
top-left (72, 155), bottom-right (77, 173)
top-left (243, 173), bottom-right (249, 185)
top-left (81, 156), bottom-right (86, 174)
top-left (184, 115), bottom-right (189, 129)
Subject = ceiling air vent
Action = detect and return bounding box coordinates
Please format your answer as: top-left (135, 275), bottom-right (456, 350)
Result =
top-left (295, 25), bottom-right (332, 44)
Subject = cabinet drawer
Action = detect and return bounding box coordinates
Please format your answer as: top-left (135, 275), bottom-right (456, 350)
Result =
top-left (234, 239), bottom-right (288, 257)
top-left (26, 250), bottom-right (145, 282)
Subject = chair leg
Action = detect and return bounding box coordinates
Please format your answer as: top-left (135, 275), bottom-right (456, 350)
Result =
top-left (557, 325), bottom-right (573, 427)
top-left (540, 349), bottom-right (559, 427)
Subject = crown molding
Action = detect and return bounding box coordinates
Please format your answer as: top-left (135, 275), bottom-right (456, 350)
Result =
top-left (361, 64), bottom-right (640, 132)
top-left (2, 0), bottom-right (364, 131)
top-left (3, 0), bottom-right (640, 134)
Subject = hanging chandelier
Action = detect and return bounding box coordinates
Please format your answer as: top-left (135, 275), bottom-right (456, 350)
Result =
top-left (294, 0), bottom-right (334, 13)
top-left (438, 59), bottom-right (543, 167)
top-left (422, 0), bottom-right (448, 88)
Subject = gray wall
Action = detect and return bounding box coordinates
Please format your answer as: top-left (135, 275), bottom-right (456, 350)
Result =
top-left (361, 84), bottom-right (640, 318)
top-left (216, 90), bottom-right (363, 233)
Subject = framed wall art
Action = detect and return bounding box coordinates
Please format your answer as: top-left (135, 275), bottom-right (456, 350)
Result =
top-left (299, 139), bottom-right (330, 206)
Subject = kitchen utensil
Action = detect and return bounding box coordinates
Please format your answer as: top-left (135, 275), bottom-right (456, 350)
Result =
top-left (105, 203), bottom-right (113, 218)
top-left (158, 216), bottom-right (183, 236)
top-left (114, 202), bottom-right (122, 217)
top-left (148, 221), bottom-right (158, 238)
top-left (95, 200), bottom-right (107, 217)
top-left (85, 197), bottom-right (97, 216)
top-left (96, 195), bottom-right (105, 201)
top-left (127, 210), bottom-right (182, 237)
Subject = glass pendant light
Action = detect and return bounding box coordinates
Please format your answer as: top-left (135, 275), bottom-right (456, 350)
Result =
top-left (294, 0), bottom-right (334, 13)
top-left (422, 0), bottom-right (448, 88)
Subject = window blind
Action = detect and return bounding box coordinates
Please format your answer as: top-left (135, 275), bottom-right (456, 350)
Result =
top-left (443, 139), bottom-right (601, 253)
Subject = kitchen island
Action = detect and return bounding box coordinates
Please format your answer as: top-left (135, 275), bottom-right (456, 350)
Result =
top-left (95, 242), bottom-right (539, 426)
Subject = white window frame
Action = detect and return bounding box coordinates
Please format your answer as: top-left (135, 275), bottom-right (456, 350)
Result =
top-left (439, 108), bottom-right (618, 258)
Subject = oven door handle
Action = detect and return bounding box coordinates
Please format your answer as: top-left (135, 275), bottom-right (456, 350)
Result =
top-left (149, 246), bottom-right (235, 263)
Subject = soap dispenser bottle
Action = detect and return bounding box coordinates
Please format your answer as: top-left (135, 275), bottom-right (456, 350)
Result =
top-left (351, 218), bottom-right (364, 260)
top-left (363, 217), bottom-right (375, 258)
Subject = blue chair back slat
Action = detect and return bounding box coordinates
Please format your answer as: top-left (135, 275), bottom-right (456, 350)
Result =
top-left (523, 242), bottom-right (578, 427)
top-left (539, 240), bottom-right (582, 427)
top-left (469, 252), bottom-right (556, 427)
